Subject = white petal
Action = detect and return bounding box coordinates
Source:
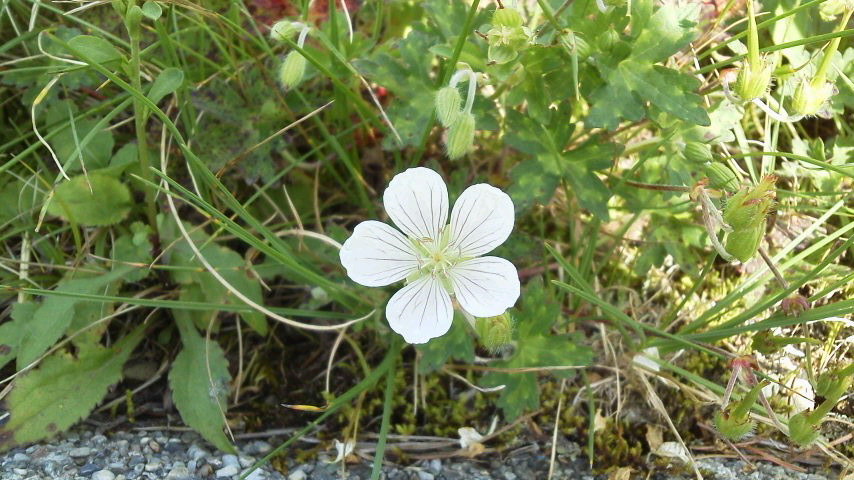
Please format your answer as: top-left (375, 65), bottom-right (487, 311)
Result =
top-left (386, 275), bottom-right (453, 344)
top-left (339, 220), bottom-right (419, 287)
top-left (448, 184), bottom-right (514, 257)
top-left (449, 257), bottom-right (520, 317)
top-left (383, 167), bottom-right (449, 240)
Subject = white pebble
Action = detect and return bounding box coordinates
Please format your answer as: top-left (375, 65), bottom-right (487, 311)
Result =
top-left (287, 470), bottom-right (307, 480)
top-left (242, 469), bottom-right (266, 480)
top-left (92, 470), bottom-right (116, 480)
top-left (222, 454), bottom-right (240, 467)
top-left (69, 447), bottom-right (91, 458)
top-left (216, 465), bottom-right (240, 477)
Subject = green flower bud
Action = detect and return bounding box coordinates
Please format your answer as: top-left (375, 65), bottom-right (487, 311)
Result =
top-left (714, 381), bottom-right (767, 440)
top-left (435, 86), bottom-right (462, 128)
top-left (734, 56), bottom-right (775, 102)
top-left (684, 141), bottom-right (714, 164)
top-left (270, 20), bottom-right (302, 42)
top-left (704, 162), bottom-right (739, 193)
top-left (788, 412), bottom-right (820, 446)
top-left (725, 222), bottom-right (765, 262)
top-left (492, 7), bottom-right (523, 28)
top-left (791, 79), bottom-right (835, 117)
top-left (475, 313), bottom-right (514, 352)
top-left (279, 51), bottom-right (306, 89)
top-left (445, 112), bottom-right (475, 160)
top-left (722, 175), bottom-right (776, 231)
top-left (125, 5), bottom-right (144, 38)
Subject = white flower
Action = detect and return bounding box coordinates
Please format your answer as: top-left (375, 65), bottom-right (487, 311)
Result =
top-left (339, 167), bottom-right (520, 344)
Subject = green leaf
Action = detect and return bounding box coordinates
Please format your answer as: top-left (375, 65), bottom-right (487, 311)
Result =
top-left (0, 303), bottom-right (35, 370)
top-left (141, 1), bottom-right (162, 20)
top-left (66, 35), bottom-right (123, 65)
top-left (507, 159), bottom-right (560, 212)
top-left (148, 68), bottom-right (183, 105)
top-left (47, 173), bottom-right (132, 226)
top-left (631, 1), bottom-right (701, 62)
top-left (15, 266), bottom-right (133, 369)
top-left (0, 327), bottom-right (144, 451)
top-left (588, 63), bottom-right (709, 130)
top-left (482, 279), bottom-right (594, 419)
top-left (49, 117), bottom-right (115, 173)
top-left (417, 317), bottom-right (475, 373)
top-left (169, 312), bottom-right (234, 453)
top-left (113, 222), bottom-right (153, 282)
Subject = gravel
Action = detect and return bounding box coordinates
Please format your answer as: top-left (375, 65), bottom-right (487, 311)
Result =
top-left (0, 429), bottom-right (838, 479)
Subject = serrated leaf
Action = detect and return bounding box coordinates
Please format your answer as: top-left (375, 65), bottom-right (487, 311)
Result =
top-left (417, 317), bottom-right (474, 373)
top-left (0, 327), bottom-right (143, 451)
top-left (0, 303), bottom-right (35, 370)
top-left (507, 159), bottom-right (560, 212)
top-left (47, 173), bottom-right (132, 226)
top-left (148, 68), bottom-right (183, 104)
top-left (16, 266), bottom-right (133, 369)
top-left (67, 35), bottom-right (123, 65)
top-left (631, 1), bottom-right (700, 62)
top-left (169, 312), bottom-right (234, 453)
top-left (481, 371), bottom-right (539, 420)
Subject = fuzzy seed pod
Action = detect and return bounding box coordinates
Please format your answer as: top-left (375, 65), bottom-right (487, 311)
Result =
top-left (734, 56), bottom-right (775, 102)
top-left (704, 163), bottom-right (739, 193)
top-left (725, 222), bottom-right (765, 262)
top-left (791, 79), bottom-right (835, 117)
top-left (435, 86), bottom-right (462, 128)
top-left (279, 51), bottom-right (306, 89)
top-left (714, 381), bottom-right (767, 440)
top-left (445, 113), bottom-right (475, 160)
top-left (684, 141), bottom-right (714, 164)
top-left (475, 313), bottom-right (514, 353)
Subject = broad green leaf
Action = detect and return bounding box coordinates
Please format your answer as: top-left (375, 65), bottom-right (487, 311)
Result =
top-left (507, 159), bottom-right (560, 212)
top-left (67, 35), bottom-right (123, 65)
top-left (113, 222), bottom-right (154, 282)
top-left (0, 303), bottom-right (35, 370)
top-left (0, 327), bottom-right (143, 451)
top-left (49, 117), bottom-right (115, 173)
top-left (148, 68), bottom-right (184, 105)
top-left (47, 173), bottom-right (132, 226)
top-left (481, 370), bottom-right (539, 421)
top-left (417, 317), bottom-right (475, 373)
top-left (169, 312), bottom-right (234, 453)
top-left (631, 1), bottom-right (701, 62)
top-left (15, 266), bottom-right (133, 369)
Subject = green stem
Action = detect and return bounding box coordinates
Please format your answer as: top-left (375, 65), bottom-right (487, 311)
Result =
top-left (370, 344), bottom-right (399, 480)
top-left (813, 9), bottom-right (853, 85)
top-left (129, 24), bottom-right (158, 232)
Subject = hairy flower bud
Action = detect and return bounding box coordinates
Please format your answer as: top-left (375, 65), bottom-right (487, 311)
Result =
top-left (475, 313), bottom-right (514, 352)
top-left (445, 113), bottom-right (475, 160)
top-left (725, 222), bottom-right (765, 262)
top-left (788, 412), bottom-right (820, 446)
top-left (270, 20), bottom-right (302, 42)
top-left (279, 51), bottom-right (306, 89)
top-left (734, 56), bottom-right (775, 102)
top-left (435, 86), bottom-right (462, 128)
top-left (684, 141), bottom-right (714, 164)
top-left (704, 162), bottom-right (739, 193)
top-left (791, 79), bottom-right (835, 117)
top-left (714, 381), bottom-right (767, 440)
top-left (492, 7), bottom-right (524, 28)
top-left (723, 175), bottom-right (776, 231)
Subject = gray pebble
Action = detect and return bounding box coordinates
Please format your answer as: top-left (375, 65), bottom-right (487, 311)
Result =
top-left (12, 453), bottom-right (29, 462)
top-left (144, 459), bottom-right (162, 472)
top-left (79, 462), bottom-right (101, 476)
top-left (287, 470), bottom-right (307, 480)
top-left (92, 470), bottom-right (116, 480)
top-left (165, 464), bottom-right (191, 479)
top-left (70, 447), bottom-right (92, 458)
top-left (242, 469), bottom-right (266, 480)
top-left (215, 464), bottom-right (240, 477)
top-left (222, 454), bottom-right (240, 468)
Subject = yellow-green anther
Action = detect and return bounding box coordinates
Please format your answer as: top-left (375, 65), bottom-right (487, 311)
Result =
top-left (435, 86), bottom-right (462, 128)
top-left (445, 113), bottom-right (475, 160)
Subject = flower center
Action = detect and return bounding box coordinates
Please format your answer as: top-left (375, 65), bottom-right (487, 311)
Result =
top-left (410, 226), bottom-right (461, 281)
